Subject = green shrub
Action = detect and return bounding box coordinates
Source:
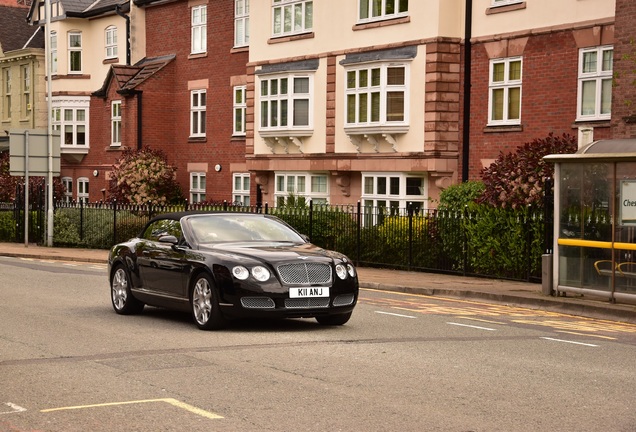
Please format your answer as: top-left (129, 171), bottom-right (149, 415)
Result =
top-left (0, 211), bottom-right (16, 241)
top-left (463, 206), bottom-right (542, 278)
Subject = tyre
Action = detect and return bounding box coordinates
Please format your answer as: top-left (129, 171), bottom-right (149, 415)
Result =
top-left (110, 265), bottom-right (144, 315)
top-left (315, 312), bottom-right (352, 326)
top-left (191, 273), bottom-right (227, 330)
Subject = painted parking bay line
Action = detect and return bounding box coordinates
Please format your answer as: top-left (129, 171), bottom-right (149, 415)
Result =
top-left (1, 402), bottom-right (27, 415)
top-left (40, 398), bottom-right (223, 420)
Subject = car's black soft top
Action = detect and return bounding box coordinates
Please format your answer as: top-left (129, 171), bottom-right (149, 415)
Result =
top-left (147, 211), bottom-right (267, 224)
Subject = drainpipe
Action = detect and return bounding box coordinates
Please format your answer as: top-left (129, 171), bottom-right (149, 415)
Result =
top-left (136, 91), bottom-right (142, 149)
top-left (115, 4), bottom-right (131, 66)
top-left (462, 0), bottom-right (473, 182)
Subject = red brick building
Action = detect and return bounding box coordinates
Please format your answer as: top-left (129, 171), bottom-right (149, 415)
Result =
top-left (87, 0), bottom-right (249, 204)
top-left (461, 1), bottom-right (616, 181)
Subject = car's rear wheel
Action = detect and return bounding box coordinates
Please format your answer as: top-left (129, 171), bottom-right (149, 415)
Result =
top-left (111, 265), bottom-right (144, 315)
top-left (191, 273), bottom-right (227, 330)
top-left (315, 312), bottom-right (352, 326)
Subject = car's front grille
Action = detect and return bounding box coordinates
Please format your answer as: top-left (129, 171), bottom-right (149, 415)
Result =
top-left (333, 294), bottom-right (355, 307)
top-left (285, 298), bottom-right (331, 309)
top-left (277, 263), bottom-right (332, 285)
top-left (241, 297), bottom-right (275, 309)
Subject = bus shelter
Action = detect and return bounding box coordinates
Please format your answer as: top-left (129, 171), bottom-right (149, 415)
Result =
top-left (545, 139), bottom-right (636, 304)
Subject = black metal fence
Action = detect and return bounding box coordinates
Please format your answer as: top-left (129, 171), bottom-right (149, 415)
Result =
top-left (0, 197), bottom-right (549, 282)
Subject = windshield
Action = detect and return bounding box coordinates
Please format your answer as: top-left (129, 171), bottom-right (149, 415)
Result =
top-left (187, 214), bottom-right (306, 244)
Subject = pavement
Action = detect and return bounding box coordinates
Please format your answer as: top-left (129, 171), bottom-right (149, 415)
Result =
top-left (2, 242), bottom-right (636, 324)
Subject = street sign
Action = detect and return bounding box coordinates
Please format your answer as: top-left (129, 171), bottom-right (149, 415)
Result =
top-left (9, 129), bottom-right (61, 176)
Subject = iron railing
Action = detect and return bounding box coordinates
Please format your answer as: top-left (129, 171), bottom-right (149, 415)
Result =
top-left (0, 199), bottom-right (548, 282)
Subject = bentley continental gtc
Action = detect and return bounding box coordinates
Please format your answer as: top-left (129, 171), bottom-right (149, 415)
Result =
top-left (108, 212), bottom-right (359, 330)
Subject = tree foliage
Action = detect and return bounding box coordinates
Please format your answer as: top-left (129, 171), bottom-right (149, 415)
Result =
top-left (108, 147), bottom-right (183, 205)
top-left (0, 151), bottom-right (65, 202)
top-left (478, 133), bottom-right (577, 209)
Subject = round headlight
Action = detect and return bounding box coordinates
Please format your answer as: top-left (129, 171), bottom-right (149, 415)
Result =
top-left (347, 264), bottom-right (356, 278)
top-left (335, 264), bottom-right (348, 280)
top-left (251, 266), bottom-right (271, 282)
top-left (232, 266), bottom-right (249, 280)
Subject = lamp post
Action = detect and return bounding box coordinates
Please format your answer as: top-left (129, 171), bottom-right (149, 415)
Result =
top-left (44, 0), bottom-right (54, 246)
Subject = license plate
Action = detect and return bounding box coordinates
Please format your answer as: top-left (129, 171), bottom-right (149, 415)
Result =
top-left (289, 287), bottom-right (330, 298)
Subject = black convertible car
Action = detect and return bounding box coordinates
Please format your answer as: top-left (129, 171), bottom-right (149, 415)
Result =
top-left (108, 212), bottom-right (358, 330)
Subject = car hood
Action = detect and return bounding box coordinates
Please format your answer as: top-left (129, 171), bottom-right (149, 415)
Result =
top-left (198, 242), bottom-right (347, 263)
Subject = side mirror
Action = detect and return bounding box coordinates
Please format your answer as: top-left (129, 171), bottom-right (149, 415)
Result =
top-left (158, 235), bottom-right (179, 245)
top-left (300, 234), bottom-right (310, 242)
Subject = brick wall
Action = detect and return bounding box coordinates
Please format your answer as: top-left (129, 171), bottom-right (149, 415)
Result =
top-left (461, 28), bottom-right (612, 180)
top-left (612, 0), bottom-right (636, 138)
top-left (144, 0), bottom-right (249, 202)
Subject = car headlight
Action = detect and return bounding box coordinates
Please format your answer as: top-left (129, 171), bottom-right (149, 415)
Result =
top-left (335, 264), bottom-right (348, 280)
top-left (347, 264), bottom-right (356, 278)
top-left (251, 266), bottom-right (271, 282)
top-left (232, 266), bottom-right (250, 280)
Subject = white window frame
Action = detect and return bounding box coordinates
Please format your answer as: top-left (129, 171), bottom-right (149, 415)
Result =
top-left (272, 0), bottom-right (313, 38)
top-left (344, 62), bottom-right (409, 130)
top-left (487, 57), bottom-right (522, 126)
top-left (77, 177), bottom-right (89, 203)
top-left (105, 26), bottom-right (118, 59)
top-left (233, 173), bottom-right (251, 206)
top-left (111, 100), bottom-right (122, 146)
top-left (50, 31), bottom-right (57, 74)
top-left (62, 177), bottom-right (73, 202)
top-left (2, 68), bottom-right (11, 120)
top-left (259, 74), bottom-right (313, 132)
top-left (190, 172), bottom-right (206, 203)
top-left (233, 85), bottom-right (247, 136)
top-left (22, 65), bottom-right (31, 115)
top-left (577, 46), bottom-right (613, 121)
top-left (234, 0), bottom-right (250, 48)
top-left (68, 31), bottom-right (82, 74)
top-left (274, 172), bottom-right (329, 206)
top-left (491, 0), bottom-right (523, 6)
top-left (191, 5), bottom-right (207, 54)
top-left (52, 97), bottom-right (90, 148)
top-left (361, 172), bottom-right (427, 224)
top-left (358, 0), bottom-right (408, 24)
top-left (190, 89), bottom-right (206, 137)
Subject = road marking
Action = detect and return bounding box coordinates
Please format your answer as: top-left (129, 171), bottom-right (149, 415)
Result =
top-left (447, 322), bottom-right (496, 331)
top-left (40, 398), bottom-right (223, 420)
top-left (375, 311), bottom-right (416, 319)
top-left (540, 337), bottom-right (598, 347)
top-left (556, 330), bottom-right (616, 340)
top-left (0, 402), bottom-right (27, 415)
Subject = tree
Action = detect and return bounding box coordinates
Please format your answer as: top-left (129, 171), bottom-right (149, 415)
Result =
top-left (0, 151), bottom-right (65, 203)
top-left (108, 147), bottom-right (183, 205)
top-left (478, 133), bottom-right (577, 209)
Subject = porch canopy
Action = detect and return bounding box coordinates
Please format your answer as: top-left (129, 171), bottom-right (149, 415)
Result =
top-left (545, 139), bottom-right (636, 304)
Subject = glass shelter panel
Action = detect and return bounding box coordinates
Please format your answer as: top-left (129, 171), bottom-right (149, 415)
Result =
top-left (558, 163), bottom-right (612, 290)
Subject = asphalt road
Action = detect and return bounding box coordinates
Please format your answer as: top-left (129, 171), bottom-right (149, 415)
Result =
top-left (1, 256), bottom-right (636, 432)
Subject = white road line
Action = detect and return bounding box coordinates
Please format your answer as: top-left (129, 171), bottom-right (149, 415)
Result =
top-left (375, 311), bottom-right (417, 319)
top-left (540, 337), bottom-right (598, 347)
top-left (447, 322), bottom-right (496, 331)
top-left (1, 402), bottom-right (27, 415)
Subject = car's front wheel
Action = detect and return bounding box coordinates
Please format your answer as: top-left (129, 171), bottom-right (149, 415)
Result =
top-left (315, 312), bottom-right (352, 326)
top-left (110, 265), bottom-right (144, 315)
top-left (191, 273), bottom-right (227, 330)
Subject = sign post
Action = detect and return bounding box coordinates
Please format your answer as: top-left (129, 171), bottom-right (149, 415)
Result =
top-left (9, 129), bottom-right (60, 245)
